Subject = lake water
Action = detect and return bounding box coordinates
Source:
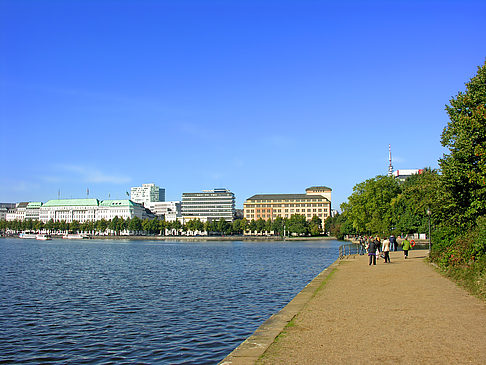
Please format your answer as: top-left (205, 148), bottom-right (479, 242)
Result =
top-left (0, 238), bottom-right (340, 364)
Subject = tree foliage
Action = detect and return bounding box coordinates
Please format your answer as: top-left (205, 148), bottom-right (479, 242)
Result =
top-left (440, 61), bottom-right (486, 228)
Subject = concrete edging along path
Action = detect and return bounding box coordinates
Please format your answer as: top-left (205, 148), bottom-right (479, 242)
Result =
top-left (219, 259), bottom-right (341, 364)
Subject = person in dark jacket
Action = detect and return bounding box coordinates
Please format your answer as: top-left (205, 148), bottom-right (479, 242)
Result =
top-left (389, 235), bottom-right (397, 251)
top-left (366, 238), bottom-right (378, 265)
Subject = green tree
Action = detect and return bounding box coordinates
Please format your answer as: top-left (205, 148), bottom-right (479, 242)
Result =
top-left (129, 216), bottom-right (142, 233)
top-left (309, 216), bottom-right (322, 236)
top-left (288, 214), bottom-right (309, 236)
top-left (248, 219), bottom-right (257, 235)
top-left (70, 220), bottom-right (80, 233)
top-left (272, 216), bottom-right (285, 236)
top-left (232, 219), bottom-right (241, 235)
top-left (158, 219), bottom-right (166, 235)
top-left (217, 218), bottom-right (229, 235)
top-left (440, 61), bottom-right (486, 228)
top-left (341, 175), bottom-right (401, 235)
top-left (109, 216), bottom-right (119, 235)
top-left (255, 218), bottom-right (266, 234)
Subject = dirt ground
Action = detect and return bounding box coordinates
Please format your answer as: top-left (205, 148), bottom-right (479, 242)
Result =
top-left (258, 250), bottom-right (486, 364)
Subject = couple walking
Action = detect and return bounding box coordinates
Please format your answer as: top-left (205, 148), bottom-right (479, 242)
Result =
top-left (366, 236), bottom-right (391, 265)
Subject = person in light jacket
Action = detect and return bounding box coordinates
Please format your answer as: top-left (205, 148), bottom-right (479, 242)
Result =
top-left (382, 237), bottom-right (391, 263)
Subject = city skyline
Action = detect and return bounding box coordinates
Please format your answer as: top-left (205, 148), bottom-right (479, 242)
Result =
top-left (1, 0), bottom-right (485, 210)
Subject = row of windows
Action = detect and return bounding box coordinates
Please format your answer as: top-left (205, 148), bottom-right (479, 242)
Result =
top-left (245, 203), bottom-right (328, 208)
top-left (245, 213), bottom-right (328, 220)
top-left (248, 208), bottom-right (328, 214)
top-left (249, 198), bottom-right (325, 203)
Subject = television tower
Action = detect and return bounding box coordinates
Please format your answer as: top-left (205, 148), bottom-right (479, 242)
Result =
top-left (388, 144), bottom-right (394, 176)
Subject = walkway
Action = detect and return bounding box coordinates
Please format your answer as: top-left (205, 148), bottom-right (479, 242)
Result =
top-left (222, 250), bottom-right (486, 364)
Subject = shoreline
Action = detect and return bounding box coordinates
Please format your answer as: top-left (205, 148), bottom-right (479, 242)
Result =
top-left (219, 257), bottom-right (341, 364)
top-left (2, 234), bottom-right (338, 242)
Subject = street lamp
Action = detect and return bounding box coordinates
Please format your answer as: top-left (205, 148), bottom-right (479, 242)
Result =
top-left (426, 208), bottom-right (431, 255)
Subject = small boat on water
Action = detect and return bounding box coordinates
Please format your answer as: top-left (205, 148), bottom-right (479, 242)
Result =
top-left (19, 233), bottom-right (37, 239)
top-left (36, 234), bottom-right (52, 241)
top-left (62, 233), bottom-right (90, 239)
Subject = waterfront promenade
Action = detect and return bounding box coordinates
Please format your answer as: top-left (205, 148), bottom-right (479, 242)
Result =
top-left (221, 250), bottom-right (486, 364)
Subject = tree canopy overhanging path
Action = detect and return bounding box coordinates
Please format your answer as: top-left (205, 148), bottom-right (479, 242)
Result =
top-left (259, 250), bottom-right (486, 365)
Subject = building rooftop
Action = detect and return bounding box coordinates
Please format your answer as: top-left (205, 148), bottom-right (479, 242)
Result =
top-left (43, 199), bottom-right (100, 207)
top-left (99, 200), bottom-right (136, 207)
top-left (27, 202), bottom-right (43, 208)
top-left (246, 194), bottom-right (330, 202)
top-left (306, 186), bottom-right (332, 191)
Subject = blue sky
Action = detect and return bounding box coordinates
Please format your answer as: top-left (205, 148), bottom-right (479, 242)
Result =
top-left (1, 0), bottom-right (485, 210)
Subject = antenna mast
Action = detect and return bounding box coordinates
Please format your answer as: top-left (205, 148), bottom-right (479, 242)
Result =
top-left (388, 144), bottom-right (394, 176)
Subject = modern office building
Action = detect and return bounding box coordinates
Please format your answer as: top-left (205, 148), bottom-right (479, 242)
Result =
top-left (130, 183), bottom-right (165, 206)
top-left (243, 186), bottom-right (332, 223)
top-left (145, 201), bottom-right (182, 221)
top-left (181, 188), bottom-right (235, 222)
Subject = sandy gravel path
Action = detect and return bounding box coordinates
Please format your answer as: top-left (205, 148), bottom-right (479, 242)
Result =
top-left (258, 250), bottom-right (486, 364)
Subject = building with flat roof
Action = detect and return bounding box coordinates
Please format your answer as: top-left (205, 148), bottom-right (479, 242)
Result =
top-left (38, 199), bottom-right (146, 223)
top-left (145, 201), bottom-right (181, 222)
top-left (130, 183), bottom-right (165, 206)
top-left (96, 200), bottom-right (146, 221)
top-left (244, 186), bottom-right (332, 223)
top-left (393, 169), bottom-right (424, 182)
top-left (181, 188), bottom-right (235, 222)
top-left (5, 202), bottom-right (29, 221)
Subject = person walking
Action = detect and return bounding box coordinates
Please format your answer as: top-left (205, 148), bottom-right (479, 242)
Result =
top-left (382, 237), bottom-right (391, 263)
top-left (366, 237), bottom-right (378, 266)
top-left (401, 236), bottom-right (412, 259)
top-left (375, 236), bottom-right (381, 258)
top-left (389, 234), bottom-right (397, 251)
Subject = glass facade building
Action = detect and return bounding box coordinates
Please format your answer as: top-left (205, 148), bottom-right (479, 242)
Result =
top-left (181, 188), bottom-right (235, 222)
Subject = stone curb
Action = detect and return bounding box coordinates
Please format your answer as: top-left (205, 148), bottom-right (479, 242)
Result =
top-left (218, 258), bottom-right (342, 364)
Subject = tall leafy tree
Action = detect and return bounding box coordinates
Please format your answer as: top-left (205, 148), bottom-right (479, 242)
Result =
top-left (341, 175), bottom-right (401, 234)
top-left (440, 61), bottom-right (486, 228)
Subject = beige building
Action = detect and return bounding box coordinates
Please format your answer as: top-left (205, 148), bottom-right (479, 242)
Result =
top-left (244, 186), bottom-right (331, 222)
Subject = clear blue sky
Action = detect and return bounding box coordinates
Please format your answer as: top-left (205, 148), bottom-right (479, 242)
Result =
top-left (1, 0), bottom-right (485, 210)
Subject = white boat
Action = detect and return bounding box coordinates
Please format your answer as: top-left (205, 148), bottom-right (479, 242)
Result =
top-left (36, 234), bottom-right (52, 241)
top-left (19, 233), bottom-right (37, 239)
top-left (62, 233), bottom-right (89, 239)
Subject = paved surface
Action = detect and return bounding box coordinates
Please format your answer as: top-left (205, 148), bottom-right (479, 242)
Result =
top-left (221, 250), bottom-right (486, 364)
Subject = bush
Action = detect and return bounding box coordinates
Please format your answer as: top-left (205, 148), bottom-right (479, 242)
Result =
top-left (431, 216), bottom-right (486, 300)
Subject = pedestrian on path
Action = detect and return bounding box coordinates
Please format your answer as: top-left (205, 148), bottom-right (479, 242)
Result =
top-left (401, 236), bottom-right (412, 259)
top-left (390, 234), bottom-right (397, 251)
top-left (382, 237), bottom-right (391, 263)
top-left (375, 236), bottom-right (381, 257)
top-left (366, 237), bottom-right (378, 265)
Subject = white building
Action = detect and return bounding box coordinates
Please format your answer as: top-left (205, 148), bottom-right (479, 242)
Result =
top-left (38, 199), bottom-right (146, 223)
top-left (145, 201), bottom-right (181, 221)
top-left (39, 199), bottom-right (99, 223)
top-left (5, 202), bottom-right (28, 221)
top-left (181, 188), bottom-right (235, 222)
top-left (96, 200), bottom-right (146, 221)
top-left (130, 183), bottom-right (165, 206)
top-left (25, 202), bottom-right (43, 220)
top-left (393, 169), bottom-right (424, 182)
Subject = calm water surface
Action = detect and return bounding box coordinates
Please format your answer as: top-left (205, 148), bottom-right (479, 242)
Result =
top-left (0, 238), bottom-right (340, 364)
